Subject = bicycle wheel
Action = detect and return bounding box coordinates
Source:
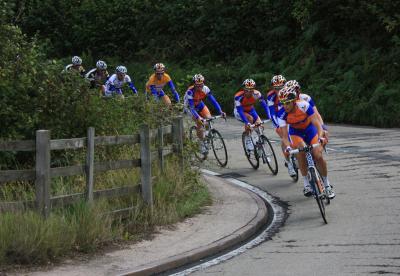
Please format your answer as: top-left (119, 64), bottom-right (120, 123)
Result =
top-left (310, 167), bottom-right (327, 224)
top-left (259, 135), bottom-right (278, 175)
top-left (290, 155), bottom-right (299, 182)
top-left (242, 132), bottom-right (259, 169)
top-left (210, 129), bottom-right (228, 167)
top-left (317, 168), bottom-right (330, 205)
top-left (189, 126), bottom-right (208, 161)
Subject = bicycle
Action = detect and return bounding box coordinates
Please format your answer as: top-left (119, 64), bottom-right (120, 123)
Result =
top-left (189, 115), bottom-right (228, 167)
top-left (242, 120), bottom-right (278, 175)
top-left (288, 143), bottom-right (330, 224)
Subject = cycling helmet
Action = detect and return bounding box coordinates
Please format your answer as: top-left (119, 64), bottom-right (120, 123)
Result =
top-left (96, 60), bottom-right (107, 70)
top-left (116, 65), bottom-right (127, 74)
top-left (193, 74), bottom-right (205, 84)
top-left (72, 56), bottom-right (82, 65)
top-left (242, 79), bottom-right (256, 89)
top-left (278, 86), bottom-right (297, 103)
top-left (271, 75), bottom-right (286, 88)
top-left (284, 80), bottom-right (301, 92)
top-left (153, 63), bottom-right (165, 73)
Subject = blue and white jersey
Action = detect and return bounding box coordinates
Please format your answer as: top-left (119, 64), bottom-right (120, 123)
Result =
top-left (104, 74), bottom-right (137, 96)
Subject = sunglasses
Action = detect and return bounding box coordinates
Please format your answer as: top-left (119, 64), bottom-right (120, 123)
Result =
top-left (280, 99), bottom-right (296, 105)
top-left (244, 88), bottom-right (254, 92)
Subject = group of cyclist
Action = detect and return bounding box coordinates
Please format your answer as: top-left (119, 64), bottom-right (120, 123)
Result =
top-left (65, 56), bottom-right (335, 200)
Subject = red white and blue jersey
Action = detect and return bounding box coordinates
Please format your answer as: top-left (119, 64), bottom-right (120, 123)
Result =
top-left (234, 90), bottom-right (269, 124)
top-left (184, 85), bottom-right (222, 119)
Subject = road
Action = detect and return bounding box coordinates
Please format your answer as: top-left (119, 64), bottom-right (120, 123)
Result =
top-left (190, 117), bottom-right (400, 276)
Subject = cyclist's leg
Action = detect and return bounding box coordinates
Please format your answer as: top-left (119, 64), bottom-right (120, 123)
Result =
top-left (234, 108), bottom-right (255, 134)
top-left (198, 105), bottom-right (212, 136)
top-left (304, 125), bottom-right (328, 177)
top-left (161, 95), bottom-right (172, 106)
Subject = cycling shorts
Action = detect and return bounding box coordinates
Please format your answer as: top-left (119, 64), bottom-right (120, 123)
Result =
top-left (289, 123), bottom-right (318, 148)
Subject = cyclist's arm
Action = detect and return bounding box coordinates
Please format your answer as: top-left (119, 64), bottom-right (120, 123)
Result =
top-left (167, 80), bottom-right (180, 102)
top-left (277, 109), bottom-right (290, 147)
top-left (207, 92), bottom-right (223, 114)
top-left (310, 113), bottom-right (324, 139)
top-left (266, 93), bottom-right (279, 128)
top-left (128, 82), bottom-right (138, 94)
top-left (259, 96), bottom-right (270, 119)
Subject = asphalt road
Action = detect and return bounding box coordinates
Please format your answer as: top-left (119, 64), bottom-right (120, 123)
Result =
top-left (190, 117), bottom-right (400, 276)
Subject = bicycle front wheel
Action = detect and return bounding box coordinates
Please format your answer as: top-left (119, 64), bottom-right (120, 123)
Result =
top-left (242, 132), bottom-right (259, 169)
top-left (290, 155), bottom-right (299, 182)
top-left (210, 129), bottom-right (228, 167)
top-left (310, 168), bottom-right (327, 224)
top-left (189, 125), bottom-right (207, 161)
top-left (259, 135), bottom-right (278, 175)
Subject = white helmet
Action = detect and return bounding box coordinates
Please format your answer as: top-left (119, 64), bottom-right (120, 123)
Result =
top-left (284, 80), bottom-right (301, 93)
top-left (193, 74), bottom-right (205, 84)
top-left (153, 63), bottom-right (165, 73)
top-left (242, 79), bottom-right (256, 89)
top-left (278, 86), bottom-right (297, 103)
top-left (72, 56), bottom-right (82, 65)
top-left (271, 75), bottom-right (286, 88)
top-left (96, 60), bottom-right (107, 70)
top-left (116, 65), bottom-right (127, 74)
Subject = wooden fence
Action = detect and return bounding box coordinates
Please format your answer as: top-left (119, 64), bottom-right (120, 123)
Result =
top-left (0, 117), bottom-right (184, 218)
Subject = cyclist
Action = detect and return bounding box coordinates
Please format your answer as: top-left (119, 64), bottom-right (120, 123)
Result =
top-left (184, 74), bottom-right (226, 153)
top-left (145, 63), bottom-right (180, 105)
top-left (85, 60), bottom-right (109, 94)
top-left (64, 56), bottom-right (86, 77)
top-left (277, 85), bottom-right (335, 199)
top-left (104, 65), bottom-right (138, 97)
top-left (284, 80), bottom-right (328, 139)
top-left (266, 75), bottom-right (297, 176)
top-left (234, 79), bottom-right (270, 151)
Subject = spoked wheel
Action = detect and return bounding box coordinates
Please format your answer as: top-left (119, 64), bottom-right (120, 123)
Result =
top-left (210, 129), bottom-right (228, 167)
top-left (290, 155), bottom-right (299, 182)
top-left (242, 132), bottom-right (259, 169)
top-left (189, 126), bottom-right (208, 161)
top-left (310, 168), bottom-right (327, 224)
top-left (259, 135), bottom-right (278, 175)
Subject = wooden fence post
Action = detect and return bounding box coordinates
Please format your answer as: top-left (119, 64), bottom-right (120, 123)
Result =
top-left (158, 126), bottom-right (164, 174)
top-left (35, 130), bottom-right (51, 218)
top-left (85, 127), bottom-right (95, 203)
top-left (172, 116), bottom-right (184, 173)
top-left (140, 124), bottom-right (153, 205)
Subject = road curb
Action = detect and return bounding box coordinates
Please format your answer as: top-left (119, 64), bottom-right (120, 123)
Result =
top-left (120, 175), bottom-right (268, 276)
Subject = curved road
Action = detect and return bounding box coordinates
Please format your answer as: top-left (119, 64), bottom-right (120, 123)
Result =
top-left (191, 118), bottom-right (400, 276)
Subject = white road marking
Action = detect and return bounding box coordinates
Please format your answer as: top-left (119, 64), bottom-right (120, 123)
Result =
top-left (169, 170), bottom-right (285, 275)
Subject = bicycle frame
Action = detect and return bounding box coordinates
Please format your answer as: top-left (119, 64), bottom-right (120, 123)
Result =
top-left (289, 144), bottom-right (325, 198)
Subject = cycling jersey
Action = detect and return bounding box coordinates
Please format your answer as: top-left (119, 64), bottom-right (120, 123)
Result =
top-left (64, 64), bottom-right (86, 77)
top-left (277, 100), bottom-right (315, 130)
top-left (234, 90), bottom-right (269, 124)
top-left (85, 68), bottom-right (110, 88)
top-left (184, 85), bottom-right (222, 119)
top-left (104, 74), bottom-right (138, 96)
top-left (145, 73), bottom-right (180, 102)
top-left (267, 90), bottom-right (315, 128)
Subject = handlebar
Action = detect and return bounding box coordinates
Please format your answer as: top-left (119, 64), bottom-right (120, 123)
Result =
top-left (288, 143), bottom-right (320, 155)
top-left (248, 119), bottom-right (270, 128)
top-left (202, 115), bottom-right (226, 122)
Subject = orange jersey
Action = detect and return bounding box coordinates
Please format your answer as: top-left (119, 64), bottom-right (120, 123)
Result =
top-left (145, 73), bottom-right (172, 93)
top-left (277, 100), bottom-right (315, 130)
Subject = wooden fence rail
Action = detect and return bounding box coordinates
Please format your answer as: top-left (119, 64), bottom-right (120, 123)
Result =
top-left (0, 117), bottom-right (184, 217)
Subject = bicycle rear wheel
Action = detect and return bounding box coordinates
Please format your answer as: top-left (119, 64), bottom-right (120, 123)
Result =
top-left (189, 126), bottom-right (207, 161)
top-left (259, 135), bottom-right (278, 175)
top-left (242, 132), bottom-right (259, 169)
top-left (310, 167), bottom-right (327, 224)
top-left (210, 129), bottom-right (228, 167)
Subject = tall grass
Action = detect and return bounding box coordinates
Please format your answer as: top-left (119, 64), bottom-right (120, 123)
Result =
top-left (0, 157), bottom-right (210, 267)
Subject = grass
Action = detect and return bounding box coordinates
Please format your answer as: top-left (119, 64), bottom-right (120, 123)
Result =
top-left (0, 155), bottom-right (210, 268)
